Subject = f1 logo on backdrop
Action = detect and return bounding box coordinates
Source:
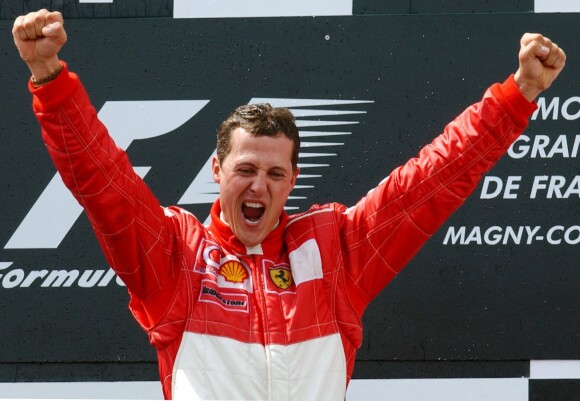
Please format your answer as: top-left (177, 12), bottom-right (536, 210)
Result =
top-left (4, 97), bottom-right (373, 251)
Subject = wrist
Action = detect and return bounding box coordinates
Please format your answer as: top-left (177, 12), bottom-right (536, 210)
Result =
top-left (29, 58), bottom-right (63, 85)
top-left (514, 69), bottom-right (541, 102)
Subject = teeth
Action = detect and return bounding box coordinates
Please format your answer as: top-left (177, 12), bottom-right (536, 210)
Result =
top-left (244, 202), bottom-right (263, 208)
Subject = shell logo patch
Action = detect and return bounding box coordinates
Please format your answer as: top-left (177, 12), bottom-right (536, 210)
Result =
top-left (219, 260), bottom-right (249, 283)
top-left (269, 266), bottom-right (293, 290)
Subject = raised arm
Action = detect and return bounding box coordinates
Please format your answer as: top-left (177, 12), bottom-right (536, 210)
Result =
top-left (12, 10), bottom-right (189, 329)
top-left (341, 33), bottom-right (566, 304)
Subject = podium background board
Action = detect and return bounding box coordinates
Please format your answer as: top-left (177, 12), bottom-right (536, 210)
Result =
top-left (0, 1), bottom-right (578, 400)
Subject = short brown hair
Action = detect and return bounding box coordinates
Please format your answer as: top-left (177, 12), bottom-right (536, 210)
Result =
top-left (216, 104), bottom-right (300, 170)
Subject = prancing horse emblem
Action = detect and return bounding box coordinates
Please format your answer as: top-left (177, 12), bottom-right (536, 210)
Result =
top-left (269, 267), bottom-right (293, 290)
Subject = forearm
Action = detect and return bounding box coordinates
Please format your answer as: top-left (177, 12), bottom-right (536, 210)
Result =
top-left (33, 64), bottom-right (134, 214)
top-left (394, 75), bottom-right (537, 233)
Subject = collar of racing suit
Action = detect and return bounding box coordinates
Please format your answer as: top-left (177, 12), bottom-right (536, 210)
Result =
top-left (208, 199), bottom-right (288, 257)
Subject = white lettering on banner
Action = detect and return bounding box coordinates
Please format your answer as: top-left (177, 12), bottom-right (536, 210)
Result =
top-left (531, 97), bottom-right (580, 120)
top-left (480, 175), bottom-right (580, 199)
top-left (480, 176), bottom-right (522, 199)
top-left (508, 134), bottom-right (580, 159)
top-left (530, 175), bottom-right (580, 199)
top-left (0, 264), bottom-right (123, 289)
top-left (443, 225), bottom-right (580, 245)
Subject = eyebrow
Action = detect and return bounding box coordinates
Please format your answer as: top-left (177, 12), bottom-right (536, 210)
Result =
top-left (233, 158), bottom-right (291, 172)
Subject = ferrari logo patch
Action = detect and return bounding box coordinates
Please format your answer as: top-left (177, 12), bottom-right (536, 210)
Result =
top-left (269, 267), bottom-right (293, 290)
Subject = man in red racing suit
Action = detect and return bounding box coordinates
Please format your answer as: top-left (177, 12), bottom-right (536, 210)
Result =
top-left (13, 9), bottom-right (565, 401)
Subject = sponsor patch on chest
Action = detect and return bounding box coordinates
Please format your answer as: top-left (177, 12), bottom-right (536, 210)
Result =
top-left (264, 260), bottom-right (296, 293)
top-left (199, 280), bottom-right (249, 313)
top-left (193, 239), bottom-right (253, 292)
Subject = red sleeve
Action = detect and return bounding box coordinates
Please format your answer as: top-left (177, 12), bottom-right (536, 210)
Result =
top-left (342, 75), bottom-right (537, 310)
top-left (31, 63), bottom-right (184, 328)
top-left (29, 62), bottom-right (79, 112)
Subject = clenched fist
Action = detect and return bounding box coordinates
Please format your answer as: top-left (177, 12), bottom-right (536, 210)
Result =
top-left (12, 9), bottom-right (67, 81)
top-left (514, 33), bottom-right (566, 101)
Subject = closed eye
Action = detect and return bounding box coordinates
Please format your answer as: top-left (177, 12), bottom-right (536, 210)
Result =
top-left (237, 167), bottom-right (254, 176)
top-left (269, 170), bottom-right (286, 180)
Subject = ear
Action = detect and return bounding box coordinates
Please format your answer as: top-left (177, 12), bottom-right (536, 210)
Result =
top-left (211, 155), bottom-right (221, 183)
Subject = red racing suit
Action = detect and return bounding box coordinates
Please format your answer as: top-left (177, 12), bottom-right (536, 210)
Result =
top-left (31, 63), bottom-right (536, 400)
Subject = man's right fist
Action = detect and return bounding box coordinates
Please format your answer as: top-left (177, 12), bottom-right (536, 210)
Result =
top-left (12, 9), bottom-right (67, 81)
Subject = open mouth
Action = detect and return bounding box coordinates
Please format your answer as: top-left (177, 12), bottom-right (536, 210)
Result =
top-left (242, 202), bottom-right (265, 224)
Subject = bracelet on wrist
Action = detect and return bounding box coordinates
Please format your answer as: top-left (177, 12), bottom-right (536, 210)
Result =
top-left (31, 64), bottom-right (64, 88)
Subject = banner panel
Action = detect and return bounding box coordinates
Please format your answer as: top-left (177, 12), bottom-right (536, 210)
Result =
top-left (0, 12), bottom-right (578, 379)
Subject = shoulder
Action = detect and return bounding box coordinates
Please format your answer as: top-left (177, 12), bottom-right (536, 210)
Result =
top-left (287, 202), bottom-right (347, 224)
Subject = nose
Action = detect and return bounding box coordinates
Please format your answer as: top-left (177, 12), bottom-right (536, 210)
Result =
top-left (249, 172), bottom-right (267, 195)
